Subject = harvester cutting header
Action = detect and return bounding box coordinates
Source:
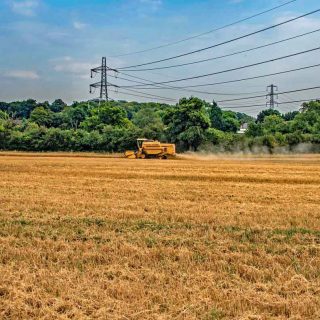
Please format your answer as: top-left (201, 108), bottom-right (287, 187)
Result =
top-left (125, 139), bottom-right (176, 159)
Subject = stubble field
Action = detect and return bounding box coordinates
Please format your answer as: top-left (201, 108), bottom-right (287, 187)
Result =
top-left (0, 153), bottom-right (319, 319)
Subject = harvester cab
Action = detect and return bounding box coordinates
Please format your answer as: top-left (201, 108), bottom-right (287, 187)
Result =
top-left (137, 138), bottom-right (151, 149)
top-left (125, 138), bottom-right (176, 159)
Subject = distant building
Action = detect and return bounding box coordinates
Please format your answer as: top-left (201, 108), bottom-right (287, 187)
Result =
top-left (11, 119), bottom-right (23, 125)
top-left (237, 123), bottom-right (248, 134)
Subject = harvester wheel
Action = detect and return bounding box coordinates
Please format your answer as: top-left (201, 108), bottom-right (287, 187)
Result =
top-left (137, 153), bottom-right (146, 159)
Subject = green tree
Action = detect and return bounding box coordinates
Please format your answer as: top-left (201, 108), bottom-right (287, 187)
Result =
top-left (221, 111), bottom-right (240, 133)
top-left (30, 106), bottom-right (54, 127)
top-left (246, 122), bottom-right (263, 137)
top-left (262, 115), bottom-right (285, 134)
top-left (256, 109), bottom-right (281, 123)
top-left (208, 101), bottom-right (224, 130)
top-left (81, 104), bottom-right (129, 132)
top-left (208, 103), bottom-right (240, 132)
top-left (50, 99), bottom-right (67, 113)
top-left (101, 126), bottom-right (141, 152)
top-left (71, 129), bottom-right (103, 151)
top-left (261, 134), bottom-right (278, 151)
top-left (42, 128), bottom-right (72, 151)
top-left (0, 119), bottom-right (11, 149)
top-left (7, 99), bottom-right (38, 119)
top-left (283, 111), bottom-right (299, 121)
top-left (132, 108), bottom-right (165, 140)
top-left (0, 110), bottom-right (9, 120)
top-left (163, 97), bottom-right (210, 151)
top-left (1, 97), bottom-right (319, 153)
top-left (62, 104), bottom-right (89, 129)
top-left (235, 112), bottom-right (255, 125)
top-left (291, 106), bottom-right (320, 134)
top-left (0, 102), bottom-right (10, 114)
top-left (10, 122), bottom-right (46, 151)
top-left (300, 100), bottom-right (320, 113)
top-left (205, 128), bottom-right (226, 145)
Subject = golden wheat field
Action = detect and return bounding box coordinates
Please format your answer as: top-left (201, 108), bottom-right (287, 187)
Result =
top-left (0, 153), bottom-right (319, 320)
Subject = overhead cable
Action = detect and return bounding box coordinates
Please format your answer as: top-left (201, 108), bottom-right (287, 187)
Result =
top-left (111, 0), bottom-right (298, 57)
top-left (118, 8), bottom-right (320, 69)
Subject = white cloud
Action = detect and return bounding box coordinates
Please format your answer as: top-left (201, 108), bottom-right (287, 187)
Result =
top-left (274, 14), bottom-right (320, 34)
top-left (4, 70), bottom-right (39, 79)
top-left (73, 21), bottom-right (87, 30)
top-left (10, 0), bottom-right (39, 16)
top-left (52, 57), bottom-right (93, 76)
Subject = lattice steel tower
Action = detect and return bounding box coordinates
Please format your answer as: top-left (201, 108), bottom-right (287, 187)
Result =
top-left (266, 84), bottom-right (278, 109)
top-left (90, 57), bottom-right (118, 101)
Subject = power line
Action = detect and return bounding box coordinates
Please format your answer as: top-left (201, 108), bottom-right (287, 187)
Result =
top-left (118, 9), bottom-right (320, 69)
top-left (241, 102), bottom-right (301, 113)
top-left (118, 63), bottom-right (320, 91)
top-left (163, 63), bottom-right (320, 89)
top-left (221, 100), bottom-right (265, 107)
top-left (279, 93), bottom-right (295, 101)
top-left (111, 0), bottom-right (298, 57)
top-left (119, 87), bottom-right (176, 102)
top-left (109, 73), bottom-right (209, 95)
top-left (217, 94), bottom-right (266, 103)
top-left (215, 85), bottom-right (320, 103)
top-left (221, 98), bottom-right (320, 109)
top-left (110, 73), bottom-right (265, 96)
top-left (222, 106), bottom-right (266, 113)
top-left (109, 89), bottom-right (176, 102)
top-left (280, 92), bottom-right (305, 101)
top-left (121, 28), bottom-right (320, 72)
top-left (120, 46), bottom-right (320, 86)
top-left (109, 84), bottom-right (320, 108)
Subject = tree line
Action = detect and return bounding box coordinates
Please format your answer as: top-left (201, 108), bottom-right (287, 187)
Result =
top-left (0, 97), bottom-right (319, 153)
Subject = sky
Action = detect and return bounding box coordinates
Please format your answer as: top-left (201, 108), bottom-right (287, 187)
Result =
top-left (0, 0), bottom-right (320, 115)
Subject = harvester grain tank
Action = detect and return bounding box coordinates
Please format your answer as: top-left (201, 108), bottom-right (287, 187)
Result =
top-left (125, 138), bottom-right (176, 159)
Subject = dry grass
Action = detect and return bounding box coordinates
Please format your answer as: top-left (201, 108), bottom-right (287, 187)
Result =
top-left (0, 153), bottom-right (319, 319)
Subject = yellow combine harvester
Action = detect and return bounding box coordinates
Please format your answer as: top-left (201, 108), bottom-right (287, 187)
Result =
top-left (125, 138), bottom-right (176, 159)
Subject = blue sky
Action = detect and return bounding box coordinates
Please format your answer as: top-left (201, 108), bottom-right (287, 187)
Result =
top-left (0, 0), bottom-right (320, 114)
